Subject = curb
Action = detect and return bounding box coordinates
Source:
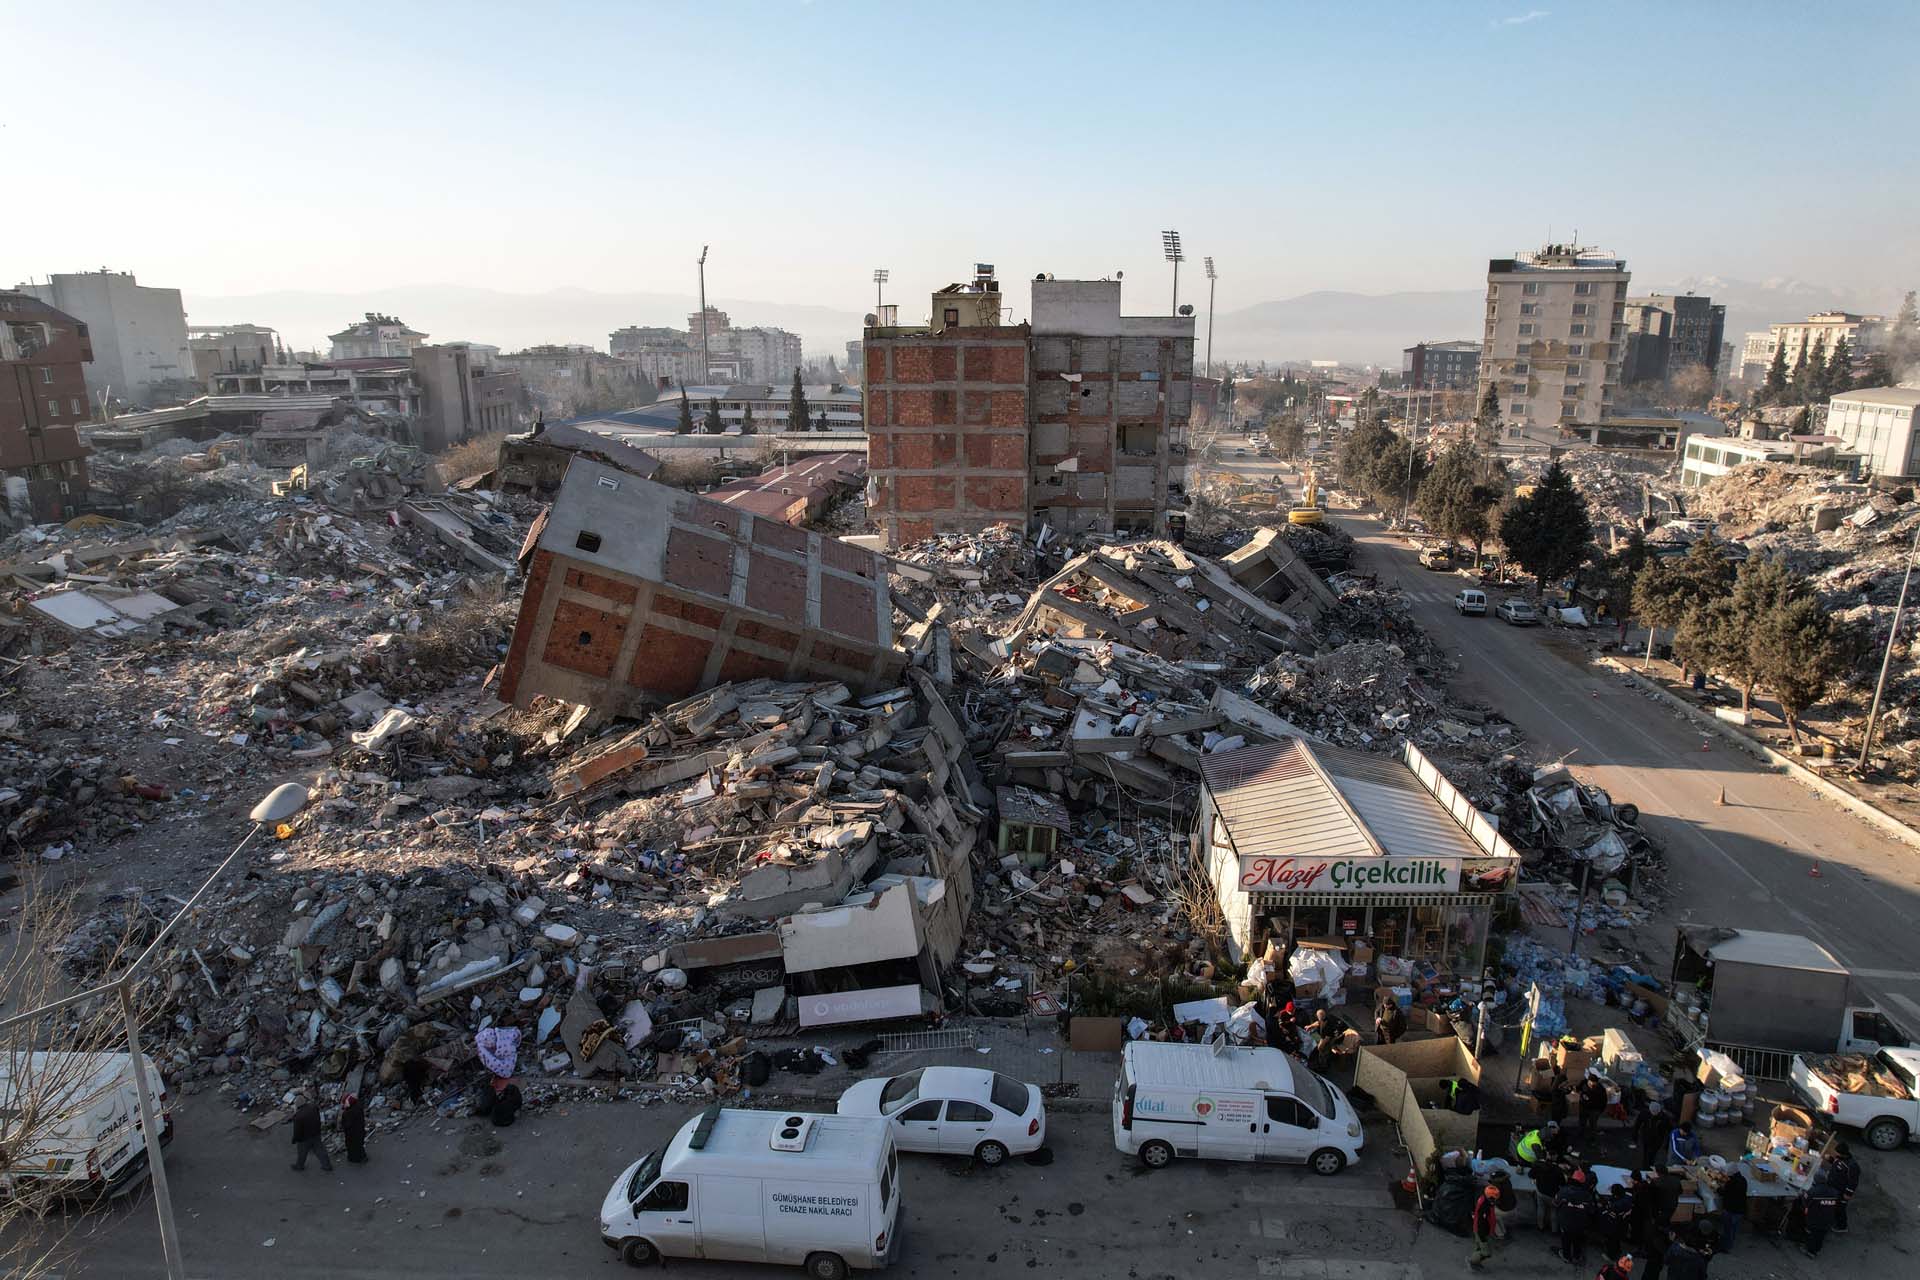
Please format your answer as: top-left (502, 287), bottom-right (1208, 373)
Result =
top-left (1598, 657), bottom-right (1920, 853)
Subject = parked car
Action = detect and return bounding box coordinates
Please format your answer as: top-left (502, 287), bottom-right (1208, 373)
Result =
top-left (1792, 1048), bottom-right (1920, 1150)
top-left (1453, 589), bottom-right (1487, 616)
top-left (1418, 546), bottom-right (1455, 569)
top-left (1496, 599), bottom-right (1540, 626)
top-left (836, 1066), bottom-right (1045, 1166)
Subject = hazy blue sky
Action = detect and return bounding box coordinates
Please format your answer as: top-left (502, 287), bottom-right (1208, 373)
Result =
top-left (5, 1), bottom-right (1917, 317)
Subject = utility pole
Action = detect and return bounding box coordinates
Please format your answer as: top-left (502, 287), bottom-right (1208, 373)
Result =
top-left (1162, 230), bottom-right (1183, 316)
top-left (1203, 257), bottom-right (1217, 378)
top-left (697, 245), bottom-right (710, 384)
top-left (1860, 520), bottom-right (1920, 770)
top-left (873, 267), bottom-right (888, 315)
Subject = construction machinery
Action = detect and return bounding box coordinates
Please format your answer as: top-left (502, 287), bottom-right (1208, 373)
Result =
top-left (1288, 469), bottom-right (1326, 526)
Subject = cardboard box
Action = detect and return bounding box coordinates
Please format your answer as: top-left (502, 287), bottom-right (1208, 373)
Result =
top-left (1425, 1009), bottom-right (1453, 1035)
top-left (1555, 1046), bottom-right (1594, 1077)
top-left (1067, 1016), bottom-right (1125, 1053)
top-left (1350, 941), bottom-right (1375, 966)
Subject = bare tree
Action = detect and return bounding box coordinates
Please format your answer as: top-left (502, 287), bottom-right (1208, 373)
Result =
top-left (0, 863), bottom-right (153, 1279)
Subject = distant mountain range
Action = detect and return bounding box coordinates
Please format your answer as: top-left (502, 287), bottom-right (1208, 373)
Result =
top-left (188, 276), bottom-right (1898, 369)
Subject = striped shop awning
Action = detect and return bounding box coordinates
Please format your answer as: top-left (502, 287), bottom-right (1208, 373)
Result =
top-left (1248, 892), bottom-right (1500, 909)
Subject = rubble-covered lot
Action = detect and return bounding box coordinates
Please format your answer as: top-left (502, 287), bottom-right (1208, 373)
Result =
top-left (3, 442), bottom-right (1672, 1161)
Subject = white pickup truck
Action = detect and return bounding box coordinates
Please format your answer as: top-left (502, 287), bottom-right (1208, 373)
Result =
top-left (1790, 1047), bottom-right (1920, 1151)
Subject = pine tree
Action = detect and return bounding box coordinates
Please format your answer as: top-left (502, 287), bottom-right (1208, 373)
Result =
top-left (739, 402), bottom-right (756, 434)
top-left (704, 398), bottom-right (724, 434)
top-left (1894, 291), bottom-right (1920, 366)
top-left (1861, 350), bottom-right (1895, 388)
top-left (676, 389), bottom-right (694, 434)
top-left (1753, 594), bottom-right (1847, 743)
top-left (1823, 335), bottom-right (1852, 399)
top-left (1794, 338), bottom-right (1824, 403)
top-left (787, 368), bottom-right (810, 432)
top-left (1497, 462), bottom-right (1592, 590)
top-left (1761, 341), bottom-right (1789, 404)
top-left (815, 410), bottom-right (829, 432)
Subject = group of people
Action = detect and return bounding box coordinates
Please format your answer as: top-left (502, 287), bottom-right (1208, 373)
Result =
top-left (288, 1060), bottom-right (525, 1175)
top-left (1470, 1106), bottom-right (1866, 1272)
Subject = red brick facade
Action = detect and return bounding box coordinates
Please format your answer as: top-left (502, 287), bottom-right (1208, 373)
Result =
top-left (0, 292), bottom-right (92, 521)
top-left (864, 325), bottom-right (1030, 546)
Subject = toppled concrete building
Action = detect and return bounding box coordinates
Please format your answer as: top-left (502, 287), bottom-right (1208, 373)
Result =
top-left (500, 459), bottom-right (906, 713)
top-left (496, 421), bottom-right (662, 498)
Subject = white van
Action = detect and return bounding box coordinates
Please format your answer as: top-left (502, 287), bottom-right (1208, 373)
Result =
top-left (600, 1107), bottom-right (901, 1279)
top-left (1453, 589), bottom-right (1487, 616)
top-left (1112, 1041), bottom-right (1363, 1176)
top-left (0, 1051), bottom-right (173, 1199)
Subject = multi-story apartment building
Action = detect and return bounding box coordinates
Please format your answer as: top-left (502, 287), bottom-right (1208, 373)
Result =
top-left (328, 313), bottom-right (429, 361)
top-left (1826, 386), bottom-right (1920, 478)
top-left (864, 267), bottom-right (1192, 545)
top-left (1621, 294), bottom-right (1725, 385)
top-left (1401, 340), bottom-right (1481, 390)
top-left (411, 344), bottom-right (525, 452)
top-left (189, 323), bottom-right (279, 385)
top-left (1735, 312), bottom-right (1889, 382)
top-left (1478, 245), bottom-right (1629, 437)
top-left (724, 326), bottom-right (805, 383)
top-left (15, 269), bottom-right (193, 406)
top-left (0, 292), bottom-right (93, 520)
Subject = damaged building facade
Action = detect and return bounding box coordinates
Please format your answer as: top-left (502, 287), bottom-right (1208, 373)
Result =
top-left (864, 268), bottom-right (1193, 546)
top-left (499, 459), bottom-right (904, 714)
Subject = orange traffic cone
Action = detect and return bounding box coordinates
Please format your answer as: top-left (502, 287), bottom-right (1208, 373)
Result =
top-left (1716, 787), bottom-right (1727, 806)
top-left (1808, 861), bottom-right (1823, 878)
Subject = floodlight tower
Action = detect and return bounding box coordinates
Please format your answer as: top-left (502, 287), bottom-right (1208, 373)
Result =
top-left (873, 268), bottom-right (889, 313)
top-left (1204, 256), bottom-right (1217, 378)
top-left (697, 245), bottom-right (711, 382)
top-left (1162, 230), bottom-right (1184, 316)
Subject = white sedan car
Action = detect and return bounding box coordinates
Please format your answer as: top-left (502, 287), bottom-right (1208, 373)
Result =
top-left (836, 1066), bottom-right (1045, 1166)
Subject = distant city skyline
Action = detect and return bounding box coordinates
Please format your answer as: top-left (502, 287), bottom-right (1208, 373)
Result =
top-left (6, 3), bottom-right (1915, 349)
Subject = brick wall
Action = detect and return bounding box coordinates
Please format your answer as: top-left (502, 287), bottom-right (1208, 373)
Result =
top-left (865, 325), bottom-right (1030, 547)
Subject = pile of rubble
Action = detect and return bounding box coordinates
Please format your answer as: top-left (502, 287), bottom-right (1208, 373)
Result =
top-left (1515, 449), bottom-right (1676, 533)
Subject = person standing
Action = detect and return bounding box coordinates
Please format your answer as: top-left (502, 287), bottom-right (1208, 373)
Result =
top-left (1802, 1175), bottom-right (1840, 1257)
top-left (1554, 1169), bottom-right (1597, 1266)
top-left (1533, 1156), bottom-right (1565, 1234)
top-left (1600, 1183), bottom-right (1635, 1259)
top-left (1662, 1231), bottom-right (1710, 1280)
top-left (1547, 1071), bottom-right (1572, 1128)
top-left (1638, 1106), bottom-right (1674, 1170)
top-left (1665, 1122), bottom-right (1702, 1169)
top-left (1578, 1074), bottom-right (1609, 1143)
top-left (1469, 1181), bottom-right (1502, 1271)
top-left (1718, 1167), bottom-right (1747, 1253)
top-left (1375, 992), bottom-right (1407, 1045)
top-left (1827, 1142), bottom-right (1860, 1233)
top-left (340, 1093), bottom-right (369, 1165)
top-left (289, 1093), bottom-right (332, 1173)
top-left (1636, 1218), bottom-right (1670, 1280)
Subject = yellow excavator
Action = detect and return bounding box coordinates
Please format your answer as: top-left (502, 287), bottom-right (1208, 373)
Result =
top-left (1288, 469), bottom-right (1326, 526)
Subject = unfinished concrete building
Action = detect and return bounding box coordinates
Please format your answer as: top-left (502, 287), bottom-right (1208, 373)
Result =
top-left (500, 459), bottom-right (904, 714)
top-left (1029, 279), bottom-right (1194, 538)
top-left (863, 266), bottom-right (1031, 546)
top-left (863, 267), bottom-right (1194, 546)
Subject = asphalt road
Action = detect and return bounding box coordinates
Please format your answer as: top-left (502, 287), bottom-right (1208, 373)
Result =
top-left (1334, 505), bottom-right (1920, 1027)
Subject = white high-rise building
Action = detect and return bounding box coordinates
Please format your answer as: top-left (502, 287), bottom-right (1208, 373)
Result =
top-left (16, 269), bottom-right (193, 405)
top-left (1477, 245), bottom-right (1629, 439)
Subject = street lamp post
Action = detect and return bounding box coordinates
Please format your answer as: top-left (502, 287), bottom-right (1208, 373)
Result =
top-left (0, 782), bottom-right (311, 1280)
top-left (1161, 230), bottom-right (1183, 316)
top-left (1860, 520), bottom-right (1920, 770)
top-left (696, 245), bottom-right (710, 384)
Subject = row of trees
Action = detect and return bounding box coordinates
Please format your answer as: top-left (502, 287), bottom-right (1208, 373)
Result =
top-left (1630, 539), bottom-right (1853, 741)
top-left (1759, 332), bottom-right (1860, 405)
top-left (671, 370), bottom-right (835, 435)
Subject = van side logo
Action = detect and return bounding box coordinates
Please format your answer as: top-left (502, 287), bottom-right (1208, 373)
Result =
top-left (1193, 1096), bottom-right (1215, 1118)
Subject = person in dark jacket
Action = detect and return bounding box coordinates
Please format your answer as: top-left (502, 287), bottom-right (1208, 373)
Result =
top-left (1600, 1183), bottom-right (1636, 1258)
top-left (1665, 1122), bottom-right (1702, 1168)
top-left (1802, 1176), bottom-right (1840, 1257)
top-left (1827, 1142), bottom-right (1860, 1232)
top-left (1375, 992), bottom-right (1407, 1045)
top-left (1547, 1071), bottom-right (1573, 1127)
top-left (1596, 1257), bottom-right (1636, 1280)
top-left (1638, 1108), bottom-right (1674, 1169)
top-left (1662, 1233), bottom-right (1710, 1280)
top-left (1553, 1169), bottom-right (1597, 1264)
top-left (1636, 1218), bottom-right (1671, 1280)
top-left (340, 1092), bottom-right (368, 1164)
top-left (1533, 1156), bottom-right (1566, 1232)
top-left (486, 1075), bottom-right (522, 1127)
top-left (289, 1094), bottom-right (332, 1172)
top-left (1718, 1168), bottom-right (1747, 1253)
top-left (1578, 1074), bottom-right (1610, 1142)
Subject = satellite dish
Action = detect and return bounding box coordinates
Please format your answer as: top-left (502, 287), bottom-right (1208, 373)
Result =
top-left (1178, 304), bottom-right (1195, 316)
top-left (1115, 270), bottom-right (1124, 280)
top-left (863, 313), bottom-right (878, 326)
top-left (1035, 272), bottom-right (1047, 281)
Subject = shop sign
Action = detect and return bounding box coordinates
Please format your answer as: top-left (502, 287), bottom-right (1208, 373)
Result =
top-left (1239, 856), bottom-right (1461, 893)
